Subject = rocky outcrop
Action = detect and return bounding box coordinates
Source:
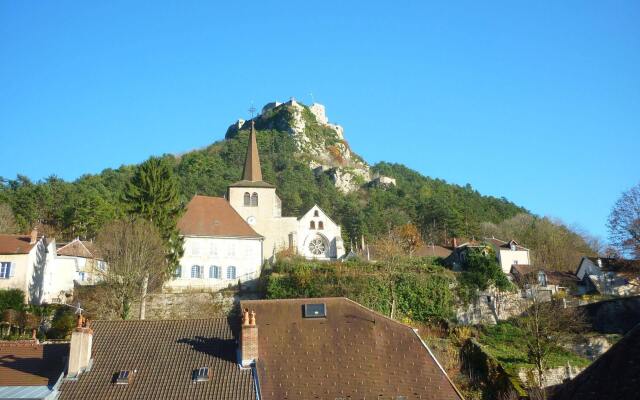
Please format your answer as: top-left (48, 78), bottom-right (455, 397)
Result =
top-left (226, 99), bottom-right (396, 193)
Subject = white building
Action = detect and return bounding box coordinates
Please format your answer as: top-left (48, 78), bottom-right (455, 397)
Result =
top-left (485, 238), bottom-right (531, 273)
top-left (168, 121), bottom-right (345, 292)
top-left (0, 230), bottom-right (57, 304)
top-left (55, 238), bottom-right (106, 289)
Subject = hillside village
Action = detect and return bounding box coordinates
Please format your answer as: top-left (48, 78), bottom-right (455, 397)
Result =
top-left (1, 101), bottom-right (639, 400)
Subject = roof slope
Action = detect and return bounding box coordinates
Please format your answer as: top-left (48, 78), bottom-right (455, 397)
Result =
top-left (0, 341), bottom-right (68, 387)
top-left (177, 195), bottom-right (262, 238)
top-left (241, 297), bottom-right (464, 400)
top-left (57, 239), bottom-right (95, 258)
top-left (551, 323), bottom-right (640, 400)
top-left (0, 234), bottom-right (37, 255)
top-left (58, 319), bottom-right (256, 400)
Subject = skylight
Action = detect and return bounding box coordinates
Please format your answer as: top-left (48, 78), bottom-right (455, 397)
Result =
top-left (115, 370), bottom-right (131, 384)
top-left (193, 367), bottom-right (210, 382)
top-left (303, 303), bottom-right (327, 318)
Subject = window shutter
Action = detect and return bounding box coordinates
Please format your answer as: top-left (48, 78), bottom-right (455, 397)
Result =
top-left (9, 262), bottom-right (16, 277)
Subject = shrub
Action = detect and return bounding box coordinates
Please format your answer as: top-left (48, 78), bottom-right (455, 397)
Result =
top-left (0, 289), bottom-right (25, 313)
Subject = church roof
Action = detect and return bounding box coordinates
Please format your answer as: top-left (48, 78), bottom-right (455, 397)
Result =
top-left (177, 195), bottom-right (262, 239)
top-left (229, 121), bottom-right (275, 189)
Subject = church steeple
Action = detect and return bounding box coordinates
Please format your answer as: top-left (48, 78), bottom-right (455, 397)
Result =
top-left (242, 121), bottom-right (262, 182)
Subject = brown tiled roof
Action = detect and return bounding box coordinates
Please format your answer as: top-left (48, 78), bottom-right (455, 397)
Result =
top-left (0, 234), bottom-right (38, 255)
top-left (177, 195), bottom-right (262, 238)
top-left (228, 180), bottom-right (276, 188)
top-left (57, 239), bottom-right (95, 258)
top-left (551, 323), bottom-right (640, 400)
top-left (0, 341), bottom-right (68, 387)
top-left (415, 244), bottom-right (453, 258)
top-left (241, 297), bottom-right (464, 400)
top-left (58, 319), bottom-right (256, 400)
top-left (511, 265), bottom-right (579, 287)
top-left (485, 237), bottom-right (529, 251)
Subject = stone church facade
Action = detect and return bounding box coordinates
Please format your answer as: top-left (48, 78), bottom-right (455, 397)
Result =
top-left (166, 121), bottom-right (344, 291)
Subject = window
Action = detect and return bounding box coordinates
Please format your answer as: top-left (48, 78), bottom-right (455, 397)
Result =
top-left (303, 303), bottom-right (326, 318)
top-left (173, 266), bottom-right (182, 278)
top-left (313, 210), bottom-right (319, 217)
top-left (250, 192), bottom-right (258, 207)
top-left (115, 370), bottom-right (132, 385)
top-left (0, 262), bottom-right (12, 279)
top-left (308, 236), bottom-right (326, 256)
top-left (209, 265), bottom-right (221, 279)
top-left (513, 260), bottom-right (518, 265)
top-left (310, 221), bottom-right (315, 230)
top-left (538, 271), bottom-right (547, 287)
top-left (318, 221), bottom-right (324, 230)
top-left (193, 367), bottom-right (210, 382)
top-left (227, 266), bottom-right (236, 280)
top-left (78, 272), bottom-right (86, 282)
top-left (244, 192), bottom-right (251, 206)
top-left (191, 265), bottom-right (203, 279)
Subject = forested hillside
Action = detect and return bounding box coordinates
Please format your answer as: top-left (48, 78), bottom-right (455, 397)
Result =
top-left (0, 102), bottom-right (530, 247)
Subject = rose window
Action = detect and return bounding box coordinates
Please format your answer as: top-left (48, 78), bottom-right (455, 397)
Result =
top-left (308, 237), bottom-right (326, 256)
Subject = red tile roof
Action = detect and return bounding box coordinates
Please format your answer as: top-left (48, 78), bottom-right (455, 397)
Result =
top-left (0, 234), bottom-right (38, 255)
top-left (177, 195), bottom-right (262, 238)
top-left (0, 341), bottom-right (68, 387)
top-left (241, 297), bottom-right (464, 400)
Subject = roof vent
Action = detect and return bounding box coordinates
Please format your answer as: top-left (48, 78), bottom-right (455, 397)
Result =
top-left (303, 303), bottom-right (327, 318)
top-left (115, 370), bottom-right (133, 384)
top-left (193, 367), bottom-right (210, 382)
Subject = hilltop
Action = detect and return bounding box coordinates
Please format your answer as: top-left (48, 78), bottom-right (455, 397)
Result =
top-left (0, 100), bottom-right (527, 245)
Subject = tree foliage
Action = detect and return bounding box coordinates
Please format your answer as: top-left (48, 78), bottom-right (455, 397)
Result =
top-left (608, 182), bottom-right (640, 259)
top-left (0, 203), bottom-right (18, 234)
top-left (459, 248), bottom-right (512, 293)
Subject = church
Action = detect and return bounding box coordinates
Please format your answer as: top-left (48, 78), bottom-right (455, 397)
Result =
top-left (166, 121), bottom-right (345, 291)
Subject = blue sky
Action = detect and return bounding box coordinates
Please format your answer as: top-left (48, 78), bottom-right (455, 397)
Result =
top-left (1, 1), bottom-right (638, 240)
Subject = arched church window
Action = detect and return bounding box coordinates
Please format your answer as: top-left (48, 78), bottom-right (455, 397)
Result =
top-left (244, 192), bottom-right (251, 206)
top-left (310, 221), bottom-right (316, 230)
top-left (314, 210), bottom-right (319, 217)
top-left (251, 192), bottom-right (258, 207)
top-left (308, 236), bottom-right (326, 256)
top-left (318, 221), bottom-right (324, 230)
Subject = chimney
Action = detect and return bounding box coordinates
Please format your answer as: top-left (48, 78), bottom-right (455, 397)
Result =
top-left (452, 237), bottom-right (458, 248)
top-left (67, 315), bottom-right (93, 378)
top-left (597, 258), bottom-right (603, 268)
top-left (240, 308), bottom-right (258, 367)
top-left (30, 228), bottom-right (38, 244)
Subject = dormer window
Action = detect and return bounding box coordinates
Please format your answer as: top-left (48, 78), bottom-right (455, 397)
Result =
top-left (193, 367), bottom-right (210, 382)
top-left (115, 370), bottom-right (133, 384)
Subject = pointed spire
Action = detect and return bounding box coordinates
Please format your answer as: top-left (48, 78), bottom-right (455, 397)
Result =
top-left (242, 121), bottom-right (262, 182)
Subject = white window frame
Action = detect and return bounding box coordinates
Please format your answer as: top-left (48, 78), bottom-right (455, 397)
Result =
top-left (0, 262), bottom-right (12, 279)
top-left (227, 266), bottom-right (236, 280)
top-left (209, 265), bottom-right (221, 279)
top-left (191, 265), bottom-right (203, 279)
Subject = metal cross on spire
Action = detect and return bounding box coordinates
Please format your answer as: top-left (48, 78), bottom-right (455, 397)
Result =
top-left (248, 104), bottom-right (256, 119)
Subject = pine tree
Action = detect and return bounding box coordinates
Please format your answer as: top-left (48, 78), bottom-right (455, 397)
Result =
top-left (124, 157), bottom-right (184, 273)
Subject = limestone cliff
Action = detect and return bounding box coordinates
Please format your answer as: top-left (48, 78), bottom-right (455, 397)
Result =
top-left (225, 99), bottom-right (386, 193)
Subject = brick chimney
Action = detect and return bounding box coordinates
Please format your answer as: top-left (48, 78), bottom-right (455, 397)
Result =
top-left (30, 228), bottom-right (38, 244)
top-left (240, 308), bottom-right (258, 367)
top-left (67, 315), bottom-right (93, 378)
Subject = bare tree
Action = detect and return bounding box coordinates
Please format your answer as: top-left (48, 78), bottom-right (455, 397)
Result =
top-left (95, 219), bottom-right (167, 320)
top-left (515, 288), bottom-right (586, 393)
top-left (0, 203), bottom-right (18, 234)
top-left (608, 182), bottom-right (640, 259)
top-left (371, 228), bottom-right (406, 319)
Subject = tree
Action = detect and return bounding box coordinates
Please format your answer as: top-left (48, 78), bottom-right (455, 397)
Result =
top-left (0, 203), bottom-right (18, 234)
top-left (608, 182), bottom-right (640, 259)
top-left (515, 285), bottom-right (586, 392)
top-left (95, 219), bottom-right (166, 320)
top-left (123, 157), bottom-right (184, 272)
top-left (395, 223), bottom-right (423, 256)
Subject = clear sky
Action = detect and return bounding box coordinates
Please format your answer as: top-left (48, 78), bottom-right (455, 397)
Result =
top-left (1, 1), bottom-right (639, 240)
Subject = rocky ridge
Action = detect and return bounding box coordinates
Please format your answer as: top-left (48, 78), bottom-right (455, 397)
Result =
top-left (225, 99), bottom-right (395, 193)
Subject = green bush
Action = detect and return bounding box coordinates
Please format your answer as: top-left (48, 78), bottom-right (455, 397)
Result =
top-left (46, 307), bottom-right (77, 339)
top-left (0, 289), bottom-right (25, 313)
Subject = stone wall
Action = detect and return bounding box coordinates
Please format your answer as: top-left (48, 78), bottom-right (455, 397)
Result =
top-left (456, 289), bottom-right (530, 325)
top-left (582, 295), bottom-right (640, 334)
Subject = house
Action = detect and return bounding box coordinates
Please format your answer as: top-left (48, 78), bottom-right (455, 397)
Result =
top-left (0, 338), bottom-right (69, 399)
top-left (485, 237), bottom-right (531, 273)
top-left (0, 230), bottom-right (57, 304)
top-left (240, 297), bottom-right (464, 400)
top-left (170, 121), bottom-right (346, 291)
top-left (551, 322), bottom-right (640, 400)
top-left (511, 264), bottom-right (579, 299)
top-left (575, 256), bottom-right (640, 296)
top-left (53, 297), bottom-right (462, 399)
top-left (56, 239), bottom-right (105, 287)
top-left (446, 239), bottom-right (491, 270)
top-left (169, 195), bottom-right (264, 292)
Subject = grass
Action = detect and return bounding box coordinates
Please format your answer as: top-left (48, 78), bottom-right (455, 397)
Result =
top-left (478, 322), bottom-right (591, 373)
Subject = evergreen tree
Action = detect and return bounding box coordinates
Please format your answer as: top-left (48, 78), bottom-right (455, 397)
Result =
top-left (123, 157), bottom-right (184, 271)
